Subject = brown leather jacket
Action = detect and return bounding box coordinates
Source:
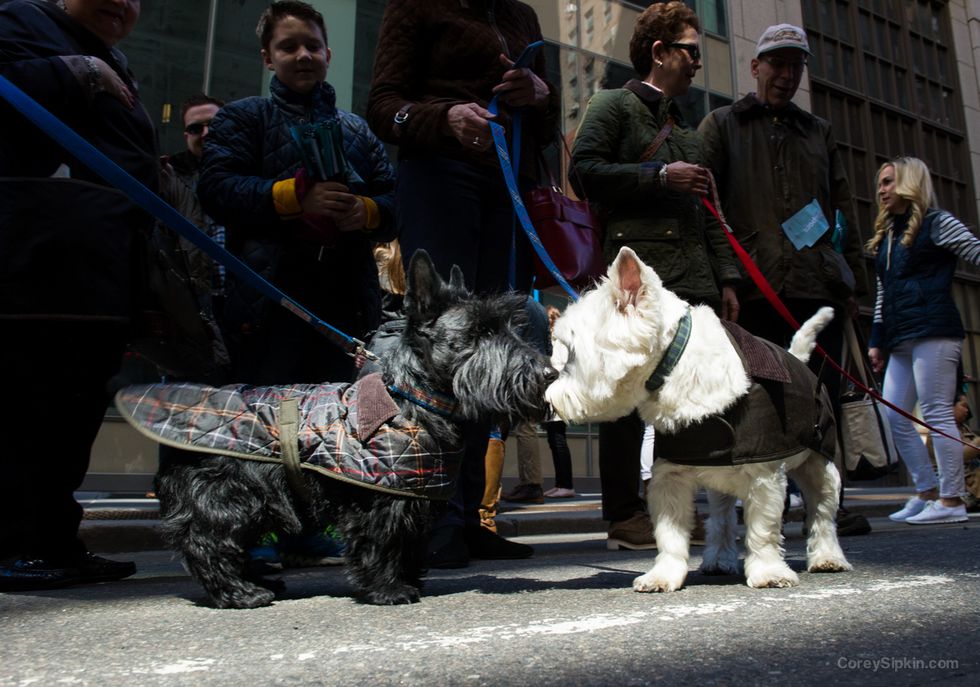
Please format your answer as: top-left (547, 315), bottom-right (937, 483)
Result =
top-left (366, 0), bottom-right (559, 178)
top-left (699, 94), bottom-right (867, 305)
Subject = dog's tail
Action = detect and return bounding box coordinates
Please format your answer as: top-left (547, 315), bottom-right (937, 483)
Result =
top-left (788, 306), bottom-right (835, 363)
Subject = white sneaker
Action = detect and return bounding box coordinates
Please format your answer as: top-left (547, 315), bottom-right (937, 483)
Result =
top-left (888, 496), bottom-right (928, 522)
top-left (905, 500), bottom-right (968, 525)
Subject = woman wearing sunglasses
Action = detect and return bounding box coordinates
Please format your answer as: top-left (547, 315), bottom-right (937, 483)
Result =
top-left (570, 1), bottom-right (740, 552)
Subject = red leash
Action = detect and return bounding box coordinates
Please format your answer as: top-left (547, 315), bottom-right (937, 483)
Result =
top-left (700, 182), bottom-right (979, 452)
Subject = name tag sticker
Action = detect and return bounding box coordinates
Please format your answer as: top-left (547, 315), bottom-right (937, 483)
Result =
top-left (782, 199), bottom-right (830, 250)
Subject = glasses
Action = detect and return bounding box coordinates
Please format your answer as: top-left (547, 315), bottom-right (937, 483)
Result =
top-left (761, 55), bottom-right (808, 72)
top-left (667, 43), bottom-right (701, 61)
top-left (184, 120), bottom-right (212, 135)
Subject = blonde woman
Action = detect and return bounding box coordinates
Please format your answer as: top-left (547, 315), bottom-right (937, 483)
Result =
top-left (867, 157), bottom-right (980, 525)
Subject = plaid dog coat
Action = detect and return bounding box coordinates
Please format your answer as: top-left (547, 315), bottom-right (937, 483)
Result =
top-left (115, 373), bottom-right (463, 499)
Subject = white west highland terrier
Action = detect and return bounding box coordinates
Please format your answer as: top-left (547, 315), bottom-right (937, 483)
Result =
top-left (546, 247), bottom-right (852, 592)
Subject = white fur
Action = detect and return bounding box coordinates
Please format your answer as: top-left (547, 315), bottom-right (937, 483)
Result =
top-left (547, 247), bottom-right (852, 592)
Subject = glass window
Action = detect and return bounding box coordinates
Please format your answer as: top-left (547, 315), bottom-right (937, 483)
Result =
top-left (841, 46), bottom-right (857, 90)
top-left (123, 5), bottom-right (212, 155)
top-left (835, 1), bottom-right (852, 44)
top-left (698, 0), bottom-right (728, 38)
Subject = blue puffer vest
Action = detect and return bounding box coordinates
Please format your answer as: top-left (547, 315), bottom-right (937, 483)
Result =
top-left (872, 209), bottom-right (963, 351)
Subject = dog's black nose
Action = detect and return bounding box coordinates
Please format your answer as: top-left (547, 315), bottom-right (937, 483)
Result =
top-left (544, 366), bottom-right (559, 385)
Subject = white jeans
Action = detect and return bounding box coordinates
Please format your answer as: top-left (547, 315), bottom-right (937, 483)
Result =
top-left (881, 337), bottom-right (964, 498)
top-left (640, 423), bottom-right (655, 481)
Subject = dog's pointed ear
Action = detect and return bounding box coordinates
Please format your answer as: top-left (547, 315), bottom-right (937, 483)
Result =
top-left (404, 249), bottom-right (446, 320)
top-left (448, 264), bottom-right (468, 296)
top-left (610, 246), bottom-right (646, 311)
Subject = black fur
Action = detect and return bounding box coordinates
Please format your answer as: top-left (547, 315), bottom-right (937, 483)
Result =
top-left (154, 251), bottom-right (555, 608)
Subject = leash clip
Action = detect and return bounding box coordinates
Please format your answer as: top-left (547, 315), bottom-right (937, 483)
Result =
top-left (349, 338), bottom-right (379, 363)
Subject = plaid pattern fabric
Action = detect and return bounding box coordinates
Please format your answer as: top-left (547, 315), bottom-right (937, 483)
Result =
top-left (115, 374), bottom-right (462, 500)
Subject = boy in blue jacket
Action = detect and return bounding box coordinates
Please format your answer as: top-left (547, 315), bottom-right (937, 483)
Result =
top-left (197, 0), bottom-right (396, 566)
top-left (199, 0), bottom-right (396, 388)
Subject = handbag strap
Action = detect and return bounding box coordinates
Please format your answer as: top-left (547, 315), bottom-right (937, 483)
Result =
top-left (539, 129), bottom-right (591, 202)
top-left (639, 116), bottom-right (674, 163)
top-left (843, 318), bottom-right (879, 393)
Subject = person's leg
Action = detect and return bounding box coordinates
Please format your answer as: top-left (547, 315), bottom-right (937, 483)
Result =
top-left (882, 341), bottom-right (939, 495)
top-left (599, 413), bottom-right (645, 522)
top-left (515, 422), bottom-right (542, 487)
top-left (398, 156), bottom-right (532, 562)
top-left (545, 421), bottom-right (574, 491)
top-left (912, 338), bottom-right (965, 502)
top-left (0, 320), bottom-right (134, 589)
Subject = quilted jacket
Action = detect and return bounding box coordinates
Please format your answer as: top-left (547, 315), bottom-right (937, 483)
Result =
top-left (366, 0), bottom-right (559, 181)
top-left (198, 78), bottom-right (396, 344)
top-left (115, 373), bottom-right (463, 499)
top-left (571, 82), bottom-right (740, 306)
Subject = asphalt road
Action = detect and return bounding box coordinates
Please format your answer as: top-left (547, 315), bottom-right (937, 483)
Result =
top-left (2, 516), bottom-right (978, 687)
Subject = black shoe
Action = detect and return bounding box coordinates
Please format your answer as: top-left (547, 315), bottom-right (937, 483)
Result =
top-left (0, 558), bottom-right (81, 591)
top-left (465, 526), bottom-right (533, 560)
top-left (501, 484), bottom-right (545, 504)
top-left (75, 553), bottom-right (137, 583)
top-left (836, 509), bottom-right (871, 537)
top-left (427, 527), bottom-right (469, 569)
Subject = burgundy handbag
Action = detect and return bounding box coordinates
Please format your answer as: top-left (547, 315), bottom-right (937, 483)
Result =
top-left (525, 121), bottom-right (674, 291)
top-left (524, 184), bottom-right (604, 290)
top-left (524, 136), bottom-right (604, 290)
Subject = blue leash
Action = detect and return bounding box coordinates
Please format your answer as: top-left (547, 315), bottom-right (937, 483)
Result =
top-left (0, 74), bottom-right (374, 360)
top-left (486, 41), bottom-right (580, 302)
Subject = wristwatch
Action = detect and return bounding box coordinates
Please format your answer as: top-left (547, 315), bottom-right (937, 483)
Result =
top-left (393, 103), bottom-right (413, 137)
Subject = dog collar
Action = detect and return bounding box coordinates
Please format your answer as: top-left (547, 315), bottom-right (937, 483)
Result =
top-left (645, 308), bottom-right (692, 392)
top-left (387, 383), bottom-right (463, 421)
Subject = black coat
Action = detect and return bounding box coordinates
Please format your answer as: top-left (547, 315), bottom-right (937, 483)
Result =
top-left (0, 0), bottom-right (158, 319)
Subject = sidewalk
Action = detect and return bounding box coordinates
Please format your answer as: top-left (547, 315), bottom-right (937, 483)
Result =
top-left (77, 479), bottom-right (918, 554)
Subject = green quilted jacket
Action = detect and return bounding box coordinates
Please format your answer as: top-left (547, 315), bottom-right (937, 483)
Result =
top-left (570, 81), bottom-right (739, 305)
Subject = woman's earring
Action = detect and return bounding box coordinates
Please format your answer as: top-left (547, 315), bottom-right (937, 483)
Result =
top-left (655, 59), bottom-right (664, 68)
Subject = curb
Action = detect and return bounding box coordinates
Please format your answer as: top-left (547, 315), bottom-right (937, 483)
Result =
top-left (78, 493), bottom-right (913, 554)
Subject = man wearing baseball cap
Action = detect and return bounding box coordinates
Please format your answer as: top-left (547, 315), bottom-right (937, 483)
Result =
top-left (698, 24), bottom-right (870, 536)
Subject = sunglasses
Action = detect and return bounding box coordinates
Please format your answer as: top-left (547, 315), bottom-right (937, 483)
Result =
top-left (667, 42), bottom-right (701, 61)
top-left (184, 120), bottom-right (212, 135)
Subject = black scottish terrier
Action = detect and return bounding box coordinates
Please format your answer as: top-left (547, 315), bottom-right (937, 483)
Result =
top-left (135, 251), bottom-right (554, 608)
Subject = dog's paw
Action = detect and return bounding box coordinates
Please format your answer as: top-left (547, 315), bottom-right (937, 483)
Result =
top-left (358, 584), bottom-right (421, 606)
top-left (745, 567), bottom-right (799, 589)
top-left (807, 556), bottom-right (852, 573)
top-left (211, 586), bottom-right (277, 609)
top-left (633, 566), bottom-right (686, 593)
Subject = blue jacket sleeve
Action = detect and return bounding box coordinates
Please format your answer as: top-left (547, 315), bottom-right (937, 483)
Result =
top-left (197, 100), bottom-right (282, 228)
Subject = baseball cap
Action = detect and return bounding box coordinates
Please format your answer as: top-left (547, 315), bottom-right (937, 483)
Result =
top-left (755, 24), bottom-right (811, 57)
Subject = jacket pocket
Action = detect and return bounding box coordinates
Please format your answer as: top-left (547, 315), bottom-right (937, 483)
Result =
top-left (605, 218), bottom-right (685, 283)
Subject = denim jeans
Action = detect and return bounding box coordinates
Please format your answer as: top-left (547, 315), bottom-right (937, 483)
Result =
top-left (882, 337), bottom-right (964, 498)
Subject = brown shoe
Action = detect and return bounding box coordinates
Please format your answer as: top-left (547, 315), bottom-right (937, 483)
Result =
top-left (501, 484), bottom-right (544, 504)
top-left (607, 512), bottom-right (657, 550)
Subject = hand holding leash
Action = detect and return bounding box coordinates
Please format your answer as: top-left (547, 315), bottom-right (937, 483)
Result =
top-left (493, 53), bottom-right (549, 108)
top-left (665, 161), bottom-right (709, 195)
top-left (445, 103), bottom-right (494, 150)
